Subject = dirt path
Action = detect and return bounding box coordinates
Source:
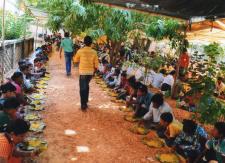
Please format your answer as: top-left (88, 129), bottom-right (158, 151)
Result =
top-left (39, 50), bottom-right (162, 163)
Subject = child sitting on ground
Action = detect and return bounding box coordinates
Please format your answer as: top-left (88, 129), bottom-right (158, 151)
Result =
top-left (0, 97), bottom-right (21, 132)
top-left (0, 83), bottom-right (16, 110)
top-left (158, 112), bottom-right (183, 146)
top-left (173, 119), bottom-right (202, 162)
top-left (133, 84), bottom-right (153, 118)
top-left (200, 122), bottom-right (225, 163)
top-left (142, 93), bottom-right (173, 129)
top-left (107, 68), bottom-right (121, 88)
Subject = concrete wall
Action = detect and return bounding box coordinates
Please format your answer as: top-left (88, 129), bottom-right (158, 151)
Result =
top-left (0, 38), bottom-right (34, 77)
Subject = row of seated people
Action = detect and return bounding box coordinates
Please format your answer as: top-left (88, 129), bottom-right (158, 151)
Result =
top-left (0, 45), bottom-right (50, 162)
top-left (96, 63), bottom-right (225, 163)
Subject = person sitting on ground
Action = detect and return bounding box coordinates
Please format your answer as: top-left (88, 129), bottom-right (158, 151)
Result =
top-left (10, 72), bottom-right (24, 95)
top-left (0, 119), bottom-right (39, 163)
top-left (161, 70), bottom-right (176, 92)
top-left (158, 112), bottom-right (183, 146)
top-left (0, 97), bottom-right (21, 132)
top-left (151, 69), bottom-right (166, 89)
top-left (133, 84), bottom-right (153, 118)
top-left (199, 122), bottom-right (225, 163)
top-left (107, 68), bottom-right (121, 88)
top-left (0, 83), bottom-right (16, 110)
top-left (173, 119), bottom-right (202, 163)
top-left (142, 93), bottom-right (173, 129)
top-left (114, 71), bottom-right (127, 92)
top-left (215, 77), bottom-right (225, 99)
top-left (34, 58), bottom-right (46, 75)
top-left (116, 72), bottom-right (129, 100)
top-left (126, 78), bottom-right (140, 108)
top-left (19, 65), bottom-right (35, 92)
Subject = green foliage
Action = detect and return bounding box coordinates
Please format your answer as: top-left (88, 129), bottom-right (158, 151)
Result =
top-left (204, 42), bottom-right (224, 62)
top-left (0, 11), bottom-right (33, 40)
top-left (189, 51), bottom-right (225, 124)
top-left (197, 95), bottom-right (225, 124)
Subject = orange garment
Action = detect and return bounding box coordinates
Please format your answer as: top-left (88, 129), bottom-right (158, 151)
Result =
top-left (179, 52), bottom-right (190, 68)
top-left (0, 133), bottom-right (13, 162)
top-left (0, 134), bottom-right (22, 163)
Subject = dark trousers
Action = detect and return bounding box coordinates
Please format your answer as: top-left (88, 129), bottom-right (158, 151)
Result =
top-left (161, 83), bottom-right (172, 92)
top-left (79, 75), bottom-right (92, 106)
top-left (134, 104), bottom-right (149, 118)
top-left (64, 52), bottom-right (73, 74)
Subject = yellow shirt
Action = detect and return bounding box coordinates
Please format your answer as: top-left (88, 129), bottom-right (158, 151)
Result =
top-left (73, 46), bottom-right (99, 75)
top-left (167, 120), bottom-right (183, 138)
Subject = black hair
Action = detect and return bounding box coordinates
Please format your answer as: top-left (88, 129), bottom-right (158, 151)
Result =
top-left (0, 83), bottom-right (16, 94)
top-left (34, 58), bottom-right (41, 63)
top-left (121, 71), bottom-right (127, 77)
top-left (217, 77), bottom-right (223, 81)
top-left (169, 70), bottom-right (176, 75)
top-left (182, 119), bottom-right (197, 135)
top-left (3, 97), bottom-right (20, 110)
top-left (160, 112), bottom-right (173, 123)
top-left (7, 119), bottom-right (30, 135)
top-left (159, 69), bottom-right (166, 75)
top-left (151, 93), bottom-right (164, 106)
top-left (64, 32), bottom-right (70, 37)
top-left (115, 68), bottom-right (121, 76)
top-left (138, 84), bottom-right (148, 94)
top-left (11, 72), bottom-right (23, 81)
top-left (84, 36), bottom-right (93, 46)
top-left (214, 122), bottom-right (225, 137)
top-left (128, 76), bottom-right (136, 85)
top-left (18, 60), bottom-right (26, 66)
top-left (182, 48), bottom-right (187, 53)
top-left (19, 64), bottom-right (29, 72)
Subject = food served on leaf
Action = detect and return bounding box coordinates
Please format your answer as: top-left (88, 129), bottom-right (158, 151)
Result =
top-left (36, 85), bottom-right (47, 89)
top-left (124, 115), bottom-right (141, 122)
top-left (30, 121), bottom-right (46, 132)
top-left (24, 113), bottom-right (41, 121)
top-left (111, 99), bottom-right (126, 104)
top-left (30, 94), bottom-right (45, 100)
top-left (119, 106), bottom-right (133, 112)
top-left (42, 77), bottom-right (50, 81)
top-left (37, 80), bottom-right (48, 85)
top-left (20, 138), bottom-right (48, 152)
top-left (31, 100), bottom-right (43, 105)
top-left (108, 92), bottom-right (118, 97)
top-left (129, 125), bottom-right (149, 135)
top-left (142, 137), bottom-right (165, 148)
top-left (157, 153), bottom-right (180, 163)
top-left (29, 105), bottom-right (44, 111)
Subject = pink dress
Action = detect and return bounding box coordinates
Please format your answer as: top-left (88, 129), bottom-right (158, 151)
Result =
top-left (10, 81), bottom-right (22, 94)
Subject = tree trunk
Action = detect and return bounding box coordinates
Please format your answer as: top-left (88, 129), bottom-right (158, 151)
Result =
top-left (144, 39), bottom-right (151, 51)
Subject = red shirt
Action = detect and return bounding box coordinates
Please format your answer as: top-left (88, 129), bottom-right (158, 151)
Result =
top-left (179, 52), bottom-right (190, 68)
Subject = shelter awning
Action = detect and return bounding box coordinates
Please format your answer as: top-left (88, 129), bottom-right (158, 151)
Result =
top-left (96, 0), bottom-right (225, 20)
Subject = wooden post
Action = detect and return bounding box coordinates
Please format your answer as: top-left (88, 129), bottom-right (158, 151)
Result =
top-left (1, 0), bottom-right (6, 83)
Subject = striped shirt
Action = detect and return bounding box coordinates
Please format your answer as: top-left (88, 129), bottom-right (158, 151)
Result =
top-left (73, 46), bottom-right (99, 75)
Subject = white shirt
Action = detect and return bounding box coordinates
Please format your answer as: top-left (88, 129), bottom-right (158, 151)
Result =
top-left (162, 74), bottom-right (174, 87)
top-left (143, 102), bottom-right (172, 123)
top-left (152, 73), bottom-right (164, 88)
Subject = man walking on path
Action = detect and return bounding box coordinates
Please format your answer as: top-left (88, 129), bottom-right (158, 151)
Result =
top-left (73, 36), bottom-right (99, 111)
top-left (59, 32), bottom-right (74, 76)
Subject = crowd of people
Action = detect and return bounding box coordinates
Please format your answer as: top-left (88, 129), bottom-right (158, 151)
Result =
top-left (94, 44), bottom-right (225, 162)
top-left (0, 42), bottom-right (51, 162)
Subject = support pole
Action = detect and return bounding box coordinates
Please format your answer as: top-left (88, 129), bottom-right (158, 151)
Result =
top-left (1, 0), bottom-right (6, 83)
top-left (34, 19), bottom-right (39, 49)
